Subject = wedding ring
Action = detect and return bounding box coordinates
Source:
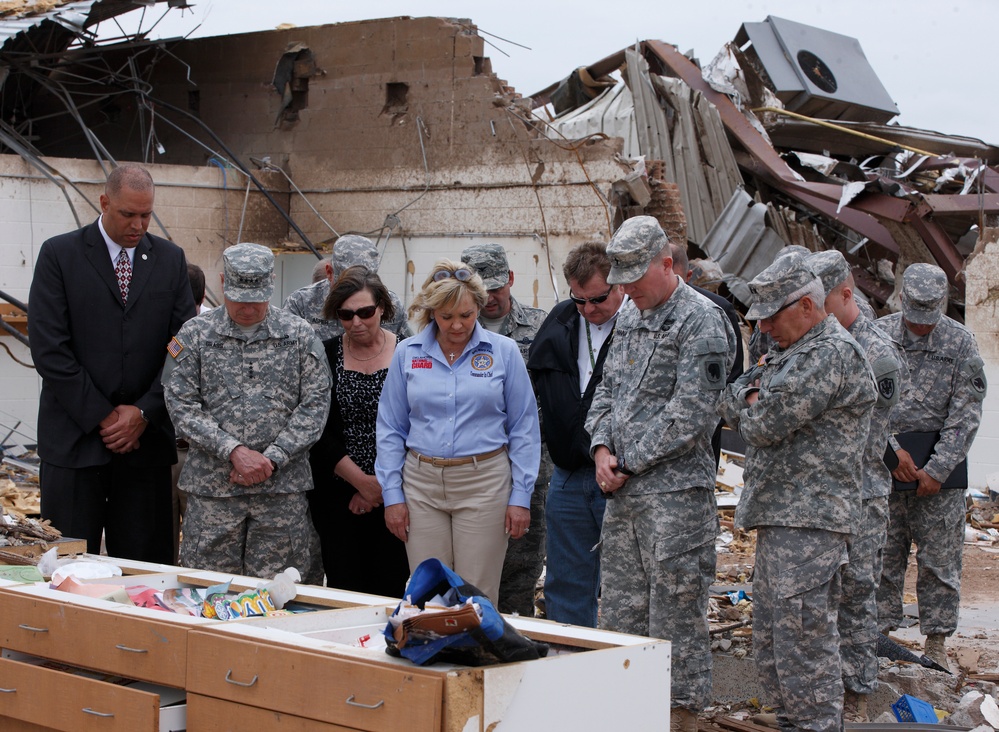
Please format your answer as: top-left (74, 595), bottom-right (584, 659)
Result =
top-left (600, 481), bottom-right (607, 488)
top-left (359, 509), bottom-right (366, 513)
top-left (524, 528), bottom-right (530, 534)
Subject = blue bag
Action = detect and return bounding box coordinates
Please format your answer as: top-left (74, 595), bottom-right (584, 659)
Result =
top-left (383, 558), bottom-right (548, 666)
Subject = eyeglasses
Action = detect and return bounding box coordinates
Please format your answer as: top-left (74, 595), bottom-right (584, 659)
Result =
top-left (568, 287), bottom-right (614, 306)
top-left (762, 297), bottom-right (802, 321)
top-left (433, 268), bottom-right (473, 282)
top-left (335, 305), bottom-right (378, 321)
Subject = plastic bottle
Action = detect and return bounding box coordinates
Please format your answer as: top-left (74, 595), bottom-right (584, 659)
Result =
top-left (259, 567), bottom-right (301, 610)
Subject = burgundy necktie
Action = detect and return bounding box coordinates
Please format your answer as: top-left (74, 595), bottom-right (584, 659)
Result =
top-left (115, 249), bottom-right (132, 303)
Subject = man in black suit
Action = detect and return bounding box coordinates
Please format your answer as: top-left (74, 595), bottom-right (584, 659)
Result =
top-left (28, 165), bottom-right (195, 563)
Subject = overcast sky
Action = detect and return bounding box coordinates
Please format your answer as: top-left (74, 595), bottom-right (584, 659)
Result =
top-left (112, 0), bottom-right (997, 145)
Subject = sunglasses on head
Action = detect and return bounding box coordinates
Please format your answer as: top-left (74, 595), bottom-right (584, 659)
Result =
top-left (433, 268), bottom-right (473, 282)
top-left (568, 287), bottom-right (613, 306)
top-left (336, 305), bottom-right (378, 321)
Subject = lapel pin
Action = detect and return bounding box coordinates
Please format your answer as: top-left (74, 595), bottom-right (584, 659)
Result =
top-left (142, 253), bottom-right (148, 260)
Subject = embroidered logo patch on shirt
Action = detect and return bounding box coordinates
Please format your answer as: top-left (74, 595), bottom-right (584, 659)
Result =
top-left (471, 354), bottom-right (493, 371)
top-left (167, 337), bottom-right (184, 359)
top-left (412, 357), bottom-right (433, 369)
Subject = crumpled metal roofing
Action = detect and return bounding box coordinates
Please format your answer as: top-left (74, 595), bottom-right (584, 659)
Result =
top-left (0, 0), bottom-right (97, 47)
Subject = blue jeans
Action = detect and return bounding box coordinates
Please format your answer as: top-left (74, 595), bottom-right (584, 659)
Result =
top-left (544, 464), bottom-right (607, 627)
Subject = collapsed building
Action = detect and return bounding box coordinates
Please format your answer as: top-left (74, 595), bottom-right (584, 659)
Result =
top-left (0, 1), bottom-right (997, 485)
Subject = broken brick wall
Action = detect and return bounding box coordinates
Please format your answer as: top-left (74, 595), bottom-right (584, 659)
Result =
top-left (143, 16), bottom-right (629, 308)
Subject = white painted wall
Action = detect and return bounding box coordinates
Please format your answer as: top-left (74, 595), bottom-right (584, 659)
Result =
top-left (0, 162), bottom-right (90, 446)
top-left (965, 233), bottom-right (999, 492)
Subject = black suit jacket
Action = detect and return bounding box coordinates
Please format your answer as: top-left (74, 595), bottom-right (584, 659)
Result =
top-left (29, 219), bottom-right (195, 468)
top-left (527, 299), bottom-right (615, 471)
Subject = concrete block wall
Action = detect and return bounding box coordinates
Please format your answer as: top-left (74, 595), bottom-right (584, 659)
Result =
top-left (965, 233), bottom-right (999, 490)
top-left (0, 157), bottom-right (91, 443)
top-left (277, 232), bottom-right (585, 322)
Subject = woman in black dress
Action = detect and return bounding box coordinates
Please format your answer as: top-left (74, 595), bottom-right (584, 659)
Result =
top-left (308, 266), bottom-right (409, 596)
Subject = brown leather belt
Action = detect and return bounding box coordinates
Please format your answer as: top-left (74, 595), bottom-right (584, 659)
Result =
top-left (410, 446), bottom-right (506, 468)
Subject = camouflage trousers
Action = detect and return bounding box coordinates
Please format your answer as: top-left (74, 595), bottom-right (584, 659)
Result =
top-left (181, 492), bottom-right (314, 581)
top-left (754, 526), bottom-right (848, 732)
top-left (599, 488), bottom-right (718, 712)
top-left (839, 495), bottom-right (888, 694)
top-left (498, 476), bottom-right (548, 616)
top-left (876, 488), bottom-right (965, 636)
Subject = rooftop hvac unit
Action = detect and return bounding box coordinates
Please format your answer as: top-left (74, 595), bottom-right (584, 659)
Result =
top-left (735, 15), bottom-right (899, 123)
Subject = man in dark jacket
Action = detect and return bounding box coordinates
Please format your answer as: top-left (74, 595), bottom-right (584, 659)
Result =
top-left (527, 242), bottom-right (626, 627)
top-left (28, 165), bottom-right (195, 563)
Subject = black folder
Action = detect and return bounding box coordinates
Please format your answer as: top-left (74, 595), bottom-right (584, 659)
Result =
top-left (883, 431), bottom-right (968, 491)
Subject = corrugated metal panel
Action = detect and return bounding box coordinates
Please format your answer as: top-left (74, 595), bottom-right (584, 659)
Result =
top-left (540, 83), bottom-right (641, 157)
top-left (0, 0), bottom-right (98, 47)
top-left (700, 186), bottom-right (786, 305)
top-left (542, 54), bottom-right (742, 244)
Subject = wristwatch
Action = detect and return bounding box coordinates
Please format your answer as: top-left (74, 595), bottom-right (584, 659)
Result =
top-left (139, 409), bottom-right (149, 423)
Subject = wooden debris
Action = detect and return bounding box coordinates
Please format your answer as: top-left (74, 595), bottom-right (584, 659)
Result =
top-left (0, 476), bottom-right (40, 515)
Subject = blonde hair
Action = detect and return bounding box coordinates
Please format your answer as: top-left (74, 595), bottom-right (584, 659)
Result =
top-left (408, 259), bottom-right (488, 330)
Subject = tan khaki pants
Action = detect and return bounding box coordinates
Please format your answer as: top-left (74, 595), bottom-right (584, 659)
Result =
top-left (401, 450), bottom-right (511, 604)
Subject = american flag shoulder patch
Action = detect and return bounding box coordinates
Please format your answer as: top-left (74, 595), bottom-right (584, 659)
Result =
top-left (167, 337), bottom-right (184, 358)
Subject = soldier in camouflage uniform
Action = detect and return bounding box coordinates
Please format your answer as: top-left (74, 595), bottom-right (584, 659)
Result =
top-left (585, 217), bottom-right (734, 732)
top-left (809, 250), bottom-right (905, 704)
top-left (461, 242), bottom-right (549, 616)
top-left (164, 243), bottom-right (331, 580)
top-left (283, 234), bottom-right (411, 340)
top-left (876, 263), bottom-right (986, 668)
top-left (747, 245), bottom-right (876, 364)
top-left (718, 257), bottom-right (875, 732)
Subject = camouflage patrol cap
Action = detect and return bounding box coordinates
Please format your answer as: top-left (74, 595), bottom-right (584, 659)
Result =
top-left (774, 245), bottom-right (811, 264)
top-left (461, 243), bottom-right (510, 290)
top-left (746, 257), bottom-right (820, 320)
top-left (605, 216), bottom-right (668, 285)
top-left (807, 250), bottom-right (851, 296)
top-left (901, 263), bottom-right (947, 325)
top-left (331, 235), bottom-right (379, 279)
top-left (223, 243), bottom-right (274, 302)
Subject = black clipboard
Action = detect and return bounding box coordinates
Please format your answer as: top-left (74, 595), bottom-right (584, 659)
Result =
top-left (883, 431), bottom-right (968, 491)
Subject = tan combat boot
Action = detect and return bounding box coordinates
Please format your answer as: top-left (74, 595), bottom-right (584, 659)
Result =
top-left (924, 633), bottom-right (949, 669)
top-left (670, 707), bottom-right (698, 732)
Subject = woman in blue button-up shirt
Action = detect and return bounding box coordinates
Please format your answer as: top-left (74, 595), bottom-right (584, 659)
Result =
top-left (376, 260), bottom-right (540, 604)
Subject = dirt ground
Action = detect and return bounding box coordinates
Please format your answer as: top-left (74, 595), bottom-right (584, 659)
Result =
top-left (716, 535), bottom-right (999, 669)
top-left (939, 542), bottom-right (999, 672)
top-left (710, 521), bottom-right (999, 727)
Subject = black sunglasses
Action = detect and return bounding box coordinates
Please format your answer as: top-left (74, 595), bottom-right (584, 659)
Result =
top-left (568, 287), bottom-right (613, 306)
top-left (762, 297), bottom-right (803, 321)
top-left (433, 268), bottom-right (473, 282)
top-left (336, 305), bottom-right (378, 321)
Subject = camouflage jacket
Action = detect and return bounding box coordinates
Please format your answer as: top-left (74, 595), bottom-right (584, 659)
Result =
top-left (849, 314), bottom-right (906, 499)
top-left (877, 312), bottom-right (986, 483)
top-left (586, 281), bottom-right (733, 494)
top-left (283, 279), bottom-right (412, 341)
top-left (163, 306), bottom-right (331, 497)
top-left (487, 296), bottom-right (547, 362)
top-left (719, 315), bottom-right (875, 532)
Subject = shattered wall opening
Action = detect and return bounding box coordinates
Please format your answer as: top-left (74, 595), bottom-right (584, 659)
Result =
top-left (382, 81), bottom-right (409, 122)
top-left (272, 43), bottom-right (318, 126)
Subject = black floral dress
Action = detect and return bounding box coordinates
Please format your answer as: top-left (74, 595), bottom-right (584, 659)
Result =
top-left (308, 337), bottom-right (409, 596)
